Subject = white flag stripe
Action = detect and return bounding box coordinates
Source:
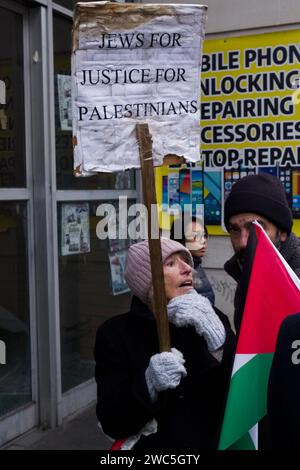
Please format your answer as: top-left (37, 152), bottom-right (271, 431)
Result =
top-left (249, 424), bottom-right (258, 450)
top-left (232, 353), bottom-right (256, 376)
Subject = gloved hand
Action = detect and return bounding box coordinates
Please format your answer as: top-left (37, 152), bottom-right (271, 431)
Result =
top-left (145, 348), bottom-right (187, 402)
top-left (167, 289), bottom-right (226, 352)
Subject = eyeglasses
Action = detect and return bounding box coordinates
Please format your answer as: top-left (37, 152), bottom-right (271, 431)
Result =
top-left (185, 232), bottom-right (208, 242)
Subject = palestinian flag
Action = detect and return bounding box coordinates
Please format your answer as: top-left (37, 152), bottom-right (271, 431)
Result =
top-left (218, 221), bottom-right (300, 450)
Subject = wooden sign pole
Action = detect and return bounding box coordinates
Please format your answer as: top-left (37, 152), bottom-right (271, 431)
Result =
top-left (136, 123), bottom-right (171, 353)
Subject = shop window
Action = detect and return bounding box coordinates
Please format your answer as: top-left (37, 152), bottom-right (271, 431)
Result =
top-left (0, 6), bottom-right (26, 188)
top-left (53, 1), bottom-right (98, 10)
top-left (58, 199), bottom-right (136, 392)
top-left (0, 202), bottom-right (31, 416)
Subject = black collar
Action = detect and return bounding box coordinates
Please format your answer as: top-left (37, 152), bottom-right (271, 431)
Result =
top-left (129, 295), bottom-right (156, 321)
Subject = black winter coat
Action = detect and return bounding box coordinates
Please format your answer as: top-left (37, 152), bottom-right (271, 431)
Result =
top-left (267, 313), bottom-right (300, 449)
top-left (193, 256), bottom-right (215, 305)
top-left (94, 296), bottom-right (236, 450)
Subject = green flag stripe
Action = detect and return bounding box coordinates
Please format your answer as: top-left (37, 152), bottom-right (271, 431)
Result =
top-left (218, 353), bottom-right (274, 450)
top-left (227, 432), bottom-right (256, 450)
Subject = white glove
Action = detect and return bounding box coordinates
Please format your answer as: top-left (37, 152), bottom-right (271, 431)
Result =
top-left (167, 289), bottom-right (226, 352)
top-left (145, 348), bottom-right (187, 402)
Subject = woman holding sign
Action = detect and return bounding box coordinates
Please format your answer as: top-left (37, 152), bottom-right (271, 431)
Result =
top-left (94, 238), bottom-right (235, 450)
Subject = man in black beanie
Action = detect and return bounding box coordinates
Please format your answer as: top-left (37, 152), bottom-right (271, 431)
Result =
top-left (224, 172), bottom-right (300, 332)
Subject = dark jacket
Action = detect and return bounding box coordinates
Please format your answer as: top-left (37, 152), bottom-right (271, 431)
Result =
top-left (94, 296), bottom-right (235, 451)
top-left (267, 313), bottom-right (300, 449)
top-left (224, 232), bottom-right (300, 331)
top-left (193, 256), bottom-right (215, 306)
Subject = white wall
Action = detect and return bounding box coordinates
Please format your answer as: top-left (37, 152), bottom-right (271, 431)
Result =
top-left (204, 0), bottom-right (300, 34)
top-left (202, 235), bottom-right (236, 321)
top-left (142, 0), bottom-right (300, 34)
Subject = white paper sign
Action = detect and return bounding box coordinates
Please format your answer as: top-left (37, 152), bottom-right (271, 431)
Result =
top-left (108, 250), bottom-right (130, 296)
top-left (57, 75), bottom-right (72, 131)
top-left (61, 203), bottom-right (90, 256)
top-left (0, 80), bottom-right (5, 105)
top-left (72, 2), bottom-right (207, 175)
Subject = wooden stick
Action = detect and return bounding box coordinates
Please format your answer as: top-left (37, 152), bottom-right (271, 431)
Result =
top-left (136, 123), bottom-right (171, 352)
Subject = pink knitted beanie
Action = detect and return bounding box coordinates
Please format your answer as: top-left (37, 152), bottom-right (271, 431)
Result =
top-left (124, 237), bottom-right (193, 304)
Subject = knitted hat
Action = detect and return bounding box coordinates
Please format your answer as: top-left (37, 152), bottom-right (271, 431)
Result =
top-left (124, 237), bottom-right (194, 304)
top-left (224, 173), bottom-right (293, 234)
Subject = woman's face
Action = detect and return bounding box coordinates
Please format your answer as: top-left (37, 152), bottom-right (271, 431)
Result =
top-left (184, 221), bottom-right (207, 258)
top-left (163, 252), bottom-right (193, 301)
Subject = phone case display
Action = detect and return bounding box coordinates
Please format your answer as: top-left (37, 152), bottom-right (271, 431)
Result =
top-left (204, 170), bottom-right (222, 225)
top-left (168, 172), bottom-right (180, 212)
top-left (292, 169), bottom-right (300, 218)
top-left (162, 164), bottom-right (204, 216)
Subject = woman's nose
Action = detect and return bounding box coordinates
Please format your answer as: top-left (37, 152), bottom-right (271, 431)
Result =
top-left (179, 259), bottom-right (192, 273)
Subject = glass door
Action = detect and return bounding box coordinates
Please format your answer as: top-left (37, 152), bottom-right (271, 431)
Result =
top-left (0, 0), bottom-right (38, 445)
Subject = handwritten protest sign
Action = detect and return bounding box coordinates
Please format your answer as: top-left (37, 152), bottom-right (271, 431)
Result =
top-left (72, 2), bottom-right (207, 175)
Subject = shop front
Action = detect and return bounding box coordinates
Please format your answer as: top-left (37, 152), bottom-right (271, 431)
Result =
top-left (0, 0), bottom-right (138, 446)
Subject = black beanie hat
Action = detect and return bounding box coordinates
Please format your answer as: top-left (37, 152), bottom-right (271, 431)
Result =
top-left (224, 173), bottom-right (293, 234)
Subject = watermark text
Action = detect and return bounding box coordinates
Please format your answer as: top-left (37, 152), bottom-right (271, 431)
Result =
top-left (0, 340), bottom-right (6, 365)
top-left (95, 197), bottom-right (204, 241)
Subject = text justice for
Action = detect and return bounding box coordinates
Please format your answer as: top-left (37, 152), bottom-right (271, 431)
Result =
top-left (79, 67), bottom-right (186, 86)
